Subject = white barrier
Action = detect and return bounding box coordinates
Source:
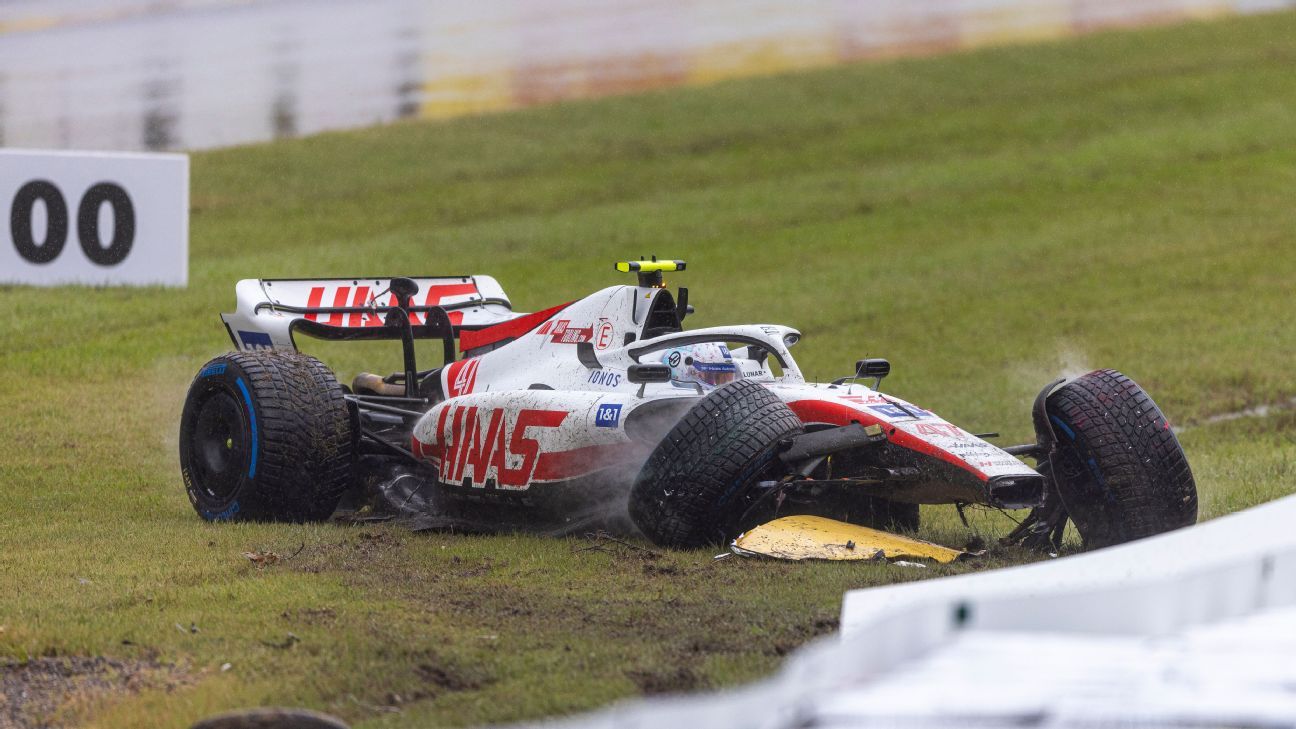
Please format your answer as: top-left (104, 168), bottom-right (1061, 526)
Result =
top-left (2, 0), bottom-right (1294, 152)
top-left (841, 493), bottom-right (1296, 638)
top-left (0, 149), bottom-right (188, 287)
top-left (505, 496), bottom-right (1296, 728)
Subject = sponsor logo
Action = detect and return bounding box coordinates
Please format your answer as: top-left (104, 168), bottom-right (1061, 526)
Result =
top-left (238, 330), bottom-right (273, 350)
top-left (868, 403), bottom-right (933, 420)
top-left (588, 370), bottom-right (622, 388)
top-left (594, 319), bottom-right (615, 350)
top-left (838, 393), bottom-right (888, 405)
top-left (447, 359), bottom-right (480, 398)
top-left (199, 363), bottom-right (227, 378)
top-left (595, 403), bottom-right (623, 428)
top-left (667, 351), bottom-right (682, 367)
top-left (915, 423), bottom-right (964, 439)
top-left (434, 406), bottom-right (569, 488)
top-left (977, 458), bottom-right (1023, 469)
top-left (537, 319), bottom-right (593, 344)
top-left (302, 282), bottom-right (478, 327)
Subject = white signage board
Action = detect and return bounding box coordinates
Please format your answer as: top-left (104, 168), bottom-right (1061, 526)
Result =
top-left (1, 149), bottom-right (188, 286)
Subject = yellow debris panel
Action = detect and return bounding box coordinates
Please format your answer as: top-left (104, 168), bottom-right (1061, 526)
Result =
top-left (731, 515), bottom-right (964, 564)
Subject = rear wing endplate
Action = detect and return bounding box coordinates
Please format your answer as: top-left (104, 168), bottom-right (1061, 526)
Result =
top-left (220, 276), bottom-right (519, 352)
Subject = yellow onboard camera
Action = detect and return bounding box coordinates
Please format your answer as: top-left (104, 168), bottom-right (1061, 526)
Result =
top-left (615, 258), bottom-right (686, 288)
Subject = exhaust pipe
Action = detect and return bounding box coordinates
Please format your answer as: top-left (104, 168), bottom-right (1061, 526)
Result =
top-left (352, 372), bottom-right (408, 397)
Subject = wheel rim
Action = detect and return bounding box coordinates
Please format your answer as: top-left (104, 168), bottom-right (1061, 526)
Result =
top-left (189, 390), bottom-right (250, 501)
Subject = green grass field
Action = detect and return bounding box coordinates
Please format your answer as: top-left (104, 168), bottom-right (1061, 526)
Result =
top-left (3, 11), bottom-right (1296, 728)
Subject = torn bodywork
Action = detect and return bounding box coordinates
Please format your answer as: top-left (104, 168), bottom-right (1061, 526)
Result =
top-left (731, 515), bottom-right (967, 563)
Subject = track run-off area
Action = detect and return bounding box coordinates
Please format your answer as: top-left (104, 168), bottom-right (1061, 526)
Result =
top-left (2, 10), bottom-right (1295, 728)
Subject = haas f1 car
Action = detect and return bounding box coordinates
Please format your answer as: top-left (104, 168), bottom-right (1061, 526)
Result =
top-left (180, 261), bottom-right (1196, 552)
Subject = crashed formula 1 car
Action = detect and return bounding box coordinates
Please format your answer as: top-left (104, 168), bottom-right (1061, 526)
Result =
top-left (180, 260), bottom-right (1197, 554)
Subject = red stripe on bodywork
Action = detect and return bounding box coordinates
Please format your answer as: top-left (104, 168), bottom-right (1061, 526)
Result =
top-left (786, 399), bottom-right (988, 482)
top-left (425, 283), bottom-right (478, 326)
top-left (305, 286), bottom-right (324, 322)
top-left (411, 407), bottom-right (451, 468)
top-left (348, 286), bottom-right (372, 327)
top-left (444, 358), bottom-right (479, 398)
top-left (328, 287), bottom-right (350, 326)
top-left (532, 442), bottom-right (641, 482)
top-left (459, 301), bottom-right (574, 352)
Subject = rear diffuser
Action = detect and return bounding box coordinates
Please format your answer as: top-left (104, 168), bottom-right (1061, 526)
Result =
top-left (731, 515), bottom-right (965, 563)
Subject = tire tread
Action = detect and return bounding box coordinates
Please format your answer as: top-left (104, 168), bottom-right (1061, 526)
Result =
top-left (180, 350), bottom-right (354, 522)
top-left (629, 379), bottom-right (803, 548)
top-left (1046, 368), bottom-right (1196, 548)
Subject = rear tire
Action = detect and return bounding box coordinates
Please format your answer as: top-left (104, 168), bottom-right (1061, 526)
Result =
top-left (1045, 369), bottom-right (1196, 549)
top-left (629, 379), bottom-right (803, 548)
top-left (179, 350), bottom-right (355, 522)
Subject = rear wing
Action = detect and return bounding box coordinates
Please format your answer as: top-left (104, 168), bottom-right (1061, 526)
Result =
top-left (220, 276), bottom-right (519, 352)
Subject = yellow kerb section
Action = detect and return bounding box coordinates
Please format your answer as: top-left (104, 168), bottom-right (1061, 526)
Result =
top-left (732, 515), bottom-right (964, 563)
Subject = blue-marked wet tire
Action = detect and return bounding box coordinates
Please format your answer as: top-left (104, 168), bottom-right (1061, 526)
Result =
top-left (179, 350), bottom-right (354, 522)
top-left (1045, 369), bottom-right (1197, 550)
top-left (629, 379), bottom-right (803, 549)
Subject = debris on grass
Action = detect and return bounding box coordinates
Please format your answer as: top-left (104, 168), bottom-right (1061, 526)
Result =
top-left (573, 531), bottom-right (662, 561)
top-left (242, 542), bottom-right (306, 569)
top-left (730, 515), bottom-right (965, 563)
top-left (242, 550), bottom-right (280, 567)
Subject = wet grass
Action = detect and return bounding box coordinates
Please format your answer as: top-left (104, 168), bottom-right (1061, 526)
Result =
top-left (2, 9), bottom-right (1296, 727)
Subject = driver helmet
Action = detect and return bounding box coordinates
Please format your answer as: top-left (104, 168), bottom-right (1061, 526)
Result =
top-left (660, 343), bottom-right (738, 389)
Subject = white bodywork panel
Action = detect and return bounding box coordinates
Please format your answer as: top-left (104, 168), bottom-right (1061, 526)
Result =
top-left (402, 283), bottom-right (1036, 490)
top-left (214, 276), bottom-right (1038, 495)
top-left (408, 284), bottom-right (818, 490)
top-left (219, 275), bottom-right (517, 351)
top-left (774, 384), bottom-right (1040, 482)
top-left (411, 389), bottom-right (643, 490)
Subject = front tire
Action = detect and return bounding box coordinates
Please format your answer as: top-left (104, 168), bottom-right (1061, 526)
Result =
top-left (1045, 369), bottom-right (1196, 549)
top-left (179, 350), bottom-right (355, 522)
top-left (628, 379), bottom-right (803, 548)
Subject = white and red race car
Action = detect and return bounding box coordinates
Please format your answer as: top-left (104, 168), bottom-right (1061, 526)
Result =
top-left (180, 260), bottom-right (1196, 552)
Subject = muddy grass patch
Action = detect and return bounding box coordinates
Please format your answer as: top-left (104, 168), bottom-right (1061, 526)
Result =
top-left (328, 652), bottom-right (495, 717)
top-left (290, 531), bottom-right (407, 575)
top-left (0, 656), bottom-right (189, 728)
top-left (624, 666), bottom-right (706, 696)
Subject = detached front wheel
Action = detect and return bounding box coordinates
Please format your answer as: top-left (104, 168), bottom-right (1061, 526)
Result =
top-left (179, 350), bottom-right (355, 522)
top-left (1044, 368), bottom-right (1197, 550)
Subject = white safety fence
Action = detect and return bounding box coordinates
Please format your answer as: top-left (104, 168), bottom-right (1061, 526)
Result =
top-left (2, 0), bottom-right (1295, 152)
top-left (514, 495), bottom-right (1296, 728)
